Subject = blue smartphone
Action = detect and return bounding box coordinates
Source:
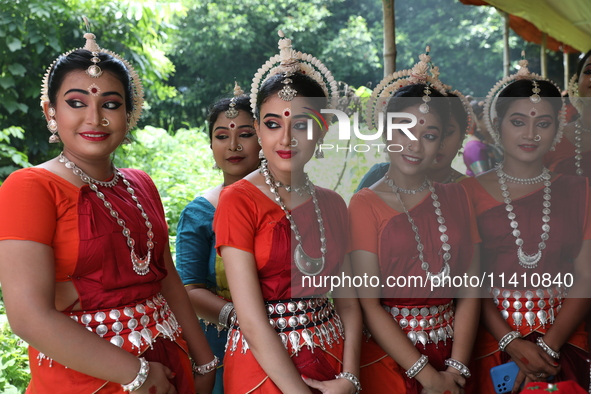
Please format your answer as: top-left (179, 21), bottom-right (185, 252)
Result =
top-left (490, 361), bottom-right (519, 393)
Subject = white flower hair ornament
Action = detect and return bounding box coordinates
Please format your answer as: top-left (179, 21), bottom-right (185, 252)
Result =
top-left (567, 71), bottom-right (584, 114)
top-left (41, 31), bottom-right (144, 130)
top-left (250, 30), bottom-right (338, 117)
top-left (484, 51), bottom-right (565, 150)
top-left (366, 46), bottom-right (448, 131)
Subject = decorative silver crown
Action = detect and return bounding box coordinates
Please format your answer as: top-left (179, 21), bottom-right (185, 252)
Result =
top-left (40, 31), bottom-right (144, 130)
top-left (366, 46), bottom-right (447, 130)
top-left (250, 31), bottom-right (338, 116)
top-left (483, 51), bottom-right (565, 149)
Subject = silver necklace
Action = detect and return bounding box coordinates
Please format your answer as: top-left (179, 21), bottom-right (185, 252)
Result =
top-left (496, 164), bottom-right (551, 269)
top-left (384, 173), bottom-right (429, 194)
top-left (270, 180), bottom-right (306, 197)
top-left (574, 120), bottom-right (591, 176)
top-left (58, 153), bottom-right (154, 275)
top-left (260, 160), bottom-right (326, 276)
top-left (495, 163), bottom-right (547, 184)
top-left (387, 179), bottom-right (451, 284)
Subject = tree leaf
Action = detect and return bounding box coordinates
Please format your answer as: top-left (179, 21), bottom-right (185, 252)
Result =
top-left (6, 37), bottom-right (22, 52)
top-left (7, 63), bottom-right (26, 77)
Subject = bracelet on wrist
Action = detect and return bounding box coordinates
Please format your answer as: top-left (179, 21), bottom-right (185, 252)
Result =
top-left (498, 330), bottom-right (522, 352)
top-left (405, 354), bottom-right (429, 379)
top-left (536, 337), bottom-right (560, 359)
top-left (444, 358), bottom-right (471, 378)
top-left (335, 371), bottom-right (361, 393)
top-left (192, 355), bottom-right (219, 375)
top-left (121, 357), bottom-right (150, 392)
top-left (218, 302), bottom-right (235, 329)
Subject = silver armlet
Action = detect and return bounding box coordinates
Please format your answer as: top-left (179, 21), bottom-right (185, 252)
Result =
top-left (405, 354), bottom-right (429, 379)
top-left (444, 358), bottom-right (471, 378)
top-left (498, 330), bottom-right (522, 352)
top-left (192, 355), bottom-right (220, 375)
top-left (121, 357), bottom-right (150, 392)
top-left (335, 371), bottom-right (361, 393)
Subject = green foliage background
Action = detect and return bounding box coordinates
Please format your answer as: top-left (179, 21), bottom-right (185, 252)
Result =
top-left (0, 0), bottom-right (580, 390)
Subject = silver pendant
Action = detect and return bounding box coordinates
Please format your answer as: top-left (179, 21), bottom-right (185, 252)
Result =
top-left (427, 262), bottom-right (450, 286)
top-left (517, 246), bottom-right (541, 269)
top-left (289, 331), bottom-right (301, 355)
top-left (294, 243), bottom-right (324, 276)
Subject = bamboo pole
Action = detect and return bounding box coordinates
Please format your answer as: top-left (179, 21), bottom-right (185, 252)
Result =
top-left (382, 0), bottom-right (396, 76)
top-left (501, 10), bottom-right (510, 77)
top-left (541, 33), bottom-right (548, 78)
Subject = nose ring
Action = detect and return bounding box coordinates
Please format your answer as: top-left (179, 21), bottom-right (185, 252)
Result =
top-left (236, 143), bottom-right (243, 152)
top-left (101, 118), bottom-right (110, 127)
top-left (533, 134), bottom-right (541, 142)
top-left (290, 138), bottom-right (298, 147)
top-left (407, 143), bottom-right (413, 152)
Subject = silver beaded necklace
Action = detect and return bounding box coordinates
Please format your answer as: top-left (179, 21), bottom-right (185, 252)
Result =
top-left (384, 173), bottom-right (429, 194)
top-left (496, 163), bottom-right (551, 269)
top-left (58, 153), bottom-right (154, 275)
top-left (574, 120), bottom-right (591, 176)
top-left (386, 178), bottom-right (451, 284)
top-left (259, 160), bottom-right (326, 276)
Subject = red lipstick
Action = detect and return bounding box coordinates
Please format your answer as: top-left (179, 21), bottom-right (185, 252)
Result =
top-left (277, 150), bottom-right (294, 159)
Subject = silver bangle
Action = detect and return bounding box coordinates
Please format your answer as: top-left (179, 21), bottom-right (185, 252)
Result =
top-left (192, 355), bottom-right (219, 375)
top-left (218, 302), bottom-right (234, 329)
top-left (405, 354), bottom-right (429, 378)
top-left (498, 331), bottom-right (522, 352)
top-left (121, 357), bottom-right (150, 392)
top-left (536, 337), bottom-right (560, 359)
top-left (444, 358), bottom-right (471, 378)
top-left (335, 371), bottom-right (361, 393)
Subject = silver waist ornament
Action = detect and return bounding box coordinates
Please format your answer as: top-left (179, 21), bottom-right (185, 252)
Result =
top-left (496, 164), bottom-right (551, 269)
top-left (260, 160), bottom-right (326, 276)
top-left (59, 153), bottom-right (154, 275)
top-left (387, 178), bottom-right (451, 285)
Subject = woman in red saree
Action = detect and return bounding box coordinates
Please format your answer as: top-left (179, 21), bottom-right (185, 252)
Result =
top-left (0, 31), bottom-right (214, 394)
top-left (214, 32), bottom-right (362, 393)
top-left (463, 57), bottom-right (591, 393)
top-left (544, 50), bottom-right (591, 177)
top-left (349, 49), bottom-right (481, 394)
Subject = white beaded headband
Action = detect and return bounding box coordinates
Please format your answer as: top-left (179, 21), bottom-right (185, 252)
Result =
top-left (250, 30), bottom-right (338, 117)
top-left (40, 31), bottom-right (145, 130)
top-left (567, 72), bottom-right (584, 114)
top-left (366, 46), bottom-right (447, 130)
top-left (483, 52), bottom-right (565, 149)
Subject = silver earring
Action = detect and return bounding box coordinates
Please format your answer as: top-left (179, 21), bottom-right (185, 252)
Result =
top-left (47, 107), bottom-right (59, 143)
top-left (212, 163), bottom-right (220, 170)
top-left (236, 143), bottom-right (243, 152)
top-left (101, 118), bottom-right (110, 127)
top-left (315, 138), bottom-right (324, 159)
top-left (122, 134), bottom-right (132, 145)
top-left (290, 138), bottom-right (298, 147)
top-left (534, 134), bottom-right (541, 142)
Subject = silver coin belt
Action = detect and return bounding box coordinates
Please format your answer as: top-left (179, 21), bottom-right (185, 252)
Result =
top-left (36, 293), bottom-right (181, 367)
top-left (491, 287), bottom-right (565, 330)
top-left (226, 297), bottom-right (345, 357)
top-left (383, 302), bottom-right (455, 349)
